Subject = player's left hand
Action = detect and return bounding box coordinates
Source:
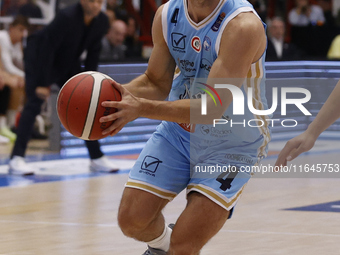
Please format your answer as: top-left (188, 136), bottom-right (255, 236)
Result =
top-left (100, 83), bottom-right (142, 136)
top-left (275, 131), bottom-right (316, 167)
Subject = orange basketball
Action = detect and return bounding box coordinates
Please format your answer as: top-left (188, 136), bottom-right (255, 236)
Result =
top-left (57, 71), bottom-right (121, 140)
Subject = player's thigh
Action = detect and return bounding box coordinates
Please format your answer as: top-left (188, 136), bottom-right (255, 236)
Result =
top-left (120, 129), bottom-right (191, 226)
top-left (118, 187), bottom-right (169, 229)
top-left (127, 130), bottom-right (191, 199)
top-left (169, 191), bottom-right (230, 254)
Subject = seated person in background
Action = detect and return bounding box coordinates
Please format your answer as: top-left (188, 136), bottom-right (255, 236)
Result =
top-left (289, 0), bottom-right (325, 26)
top-left (124, 16), bottom-right (142, 60)
top-left (266, 17), bottom-right (301, 61)
top-left (0, 57), bottom-right (25, 144)
top-left (0, 15), bottom-right (28, 142)
top-left (100, 19), bottom-right (127, 62)
top-left (8, 0), bottom-right (119, 175)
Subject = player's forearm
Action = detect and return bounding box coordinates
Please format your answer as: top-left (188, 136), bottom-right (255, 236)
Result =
top-left (306, 80), bottom-right (340, 137)
top-left (139, 97), bottom-right (225, 124)
top-left (124, 73), bottom-right (170, 101)
top-left (138, 98), bottom-right (189, 123)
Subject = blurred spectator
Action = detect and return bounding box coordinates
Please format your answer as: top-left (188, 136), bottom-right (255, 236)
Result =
top-left (9, 0), bottom-right (119, 175)
top-left (105, 8), bottom-right (116, 25)
top-left (106, 0), bottom-right (127, 21)
top-left (18, 0), bottom-right (43, 18)
top-left (0, 16), bottom-right (29, 142)
top-left (0, 51), bottom-right (26, 144)
top-left (336, 9), bottom-right (340, 27)
top-left (0, 16), bottom-right (28, 79)
top-left (317, 0), bottom-right (336, 27)
top-left (288, 0), bottom-right (325, 26)
top-left (0, 84), bottom-right (11, 144)
top-left (124, 16), bottom-right (142, 60)
top-left (317, 0), bottom-right (338, 56)
top-left (106, 0), bottom-right (118, 10)
top-left (249, 0), bottom-right (267, 22)
top-left (289, 0), bottom-right (332, 58)
top-left (2, 0), bottom-right (26, 16)
top-left (327, 35), bottom-right (340, 59)
top-left (266, 17), bottom-right (301, 61)
top-left (100, 19), bottom-right (127, 62)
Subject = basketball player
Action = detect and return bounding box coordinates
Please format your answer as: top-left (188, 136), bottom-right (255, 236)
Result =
top-left (101, 0), bottom-right (269, 254)
top-left (276, 79), bottom-right (340, 166)
top-left (8, 0), bottom-right (119, 175)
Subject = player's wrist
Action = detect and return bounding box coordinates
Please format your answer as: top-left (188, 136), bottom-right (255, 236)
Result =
top-left (305, 124), bottom-right (323, 141)
top-left (138, 98), bottom-right (165, 120)
top-left (138, 97), bottom-right (149, 118)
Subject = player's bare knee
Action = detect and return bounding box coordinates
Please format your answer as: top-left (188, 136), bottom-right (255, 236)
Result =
top-left (117, 208), bottom-right (143, 236)
top-left (118, 187), bottom-right (169, 237)
top-left (118, 205), bottom-right (157, 237)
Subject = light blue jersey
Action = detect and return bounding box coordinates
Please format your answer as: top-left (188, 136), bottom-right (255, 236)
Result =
top-left (127, 0), bottom-right (269, 212)
top-left (162, 0), bottom-right (270, 158)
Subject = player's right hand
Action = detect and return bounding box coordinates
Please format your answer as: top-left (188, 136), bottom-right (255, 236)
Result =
top-left (275, 131), bottom-right (316, 167)
top-left (99, 83), bottom-right (142, 137)
top-left (35, 86), bottom-right (50, 100)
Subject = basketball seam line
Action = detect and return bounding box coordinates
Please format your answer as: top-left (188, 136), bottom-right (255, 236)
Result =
top-left (66, 74), bottom-right (92, 135)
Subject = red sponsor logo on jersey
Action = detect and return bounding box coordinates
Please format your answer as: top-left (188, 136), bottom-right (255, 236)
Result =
top-left (191, 36), bottom-right (201, 53)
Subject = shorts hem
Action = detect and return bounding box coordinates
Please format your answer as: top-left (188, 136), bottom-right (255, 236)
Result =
top-left (186, 183), bottom-right (246, 211)
top-left (125, 178), bottom-right (177, 201)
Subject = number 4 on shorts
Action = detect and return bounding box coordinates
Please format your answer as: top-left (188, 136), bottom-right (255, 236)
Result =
top-left (216, 168), bottom-right (239, 191)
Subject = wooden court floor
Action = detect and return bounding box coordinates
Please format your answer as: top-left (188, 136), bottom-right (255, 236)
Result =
top-left (0, 143), bottom-right (340, 255)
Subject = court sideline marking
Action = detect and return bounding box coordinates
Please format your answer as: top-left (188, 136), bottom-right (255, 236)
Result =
top-left (1, 219), bottom-right (339, 238)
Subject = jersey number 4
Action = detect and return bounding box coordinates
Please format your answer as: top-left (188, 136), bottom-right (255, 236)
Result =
top-left (171, 8), bottom-right (179, 25)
